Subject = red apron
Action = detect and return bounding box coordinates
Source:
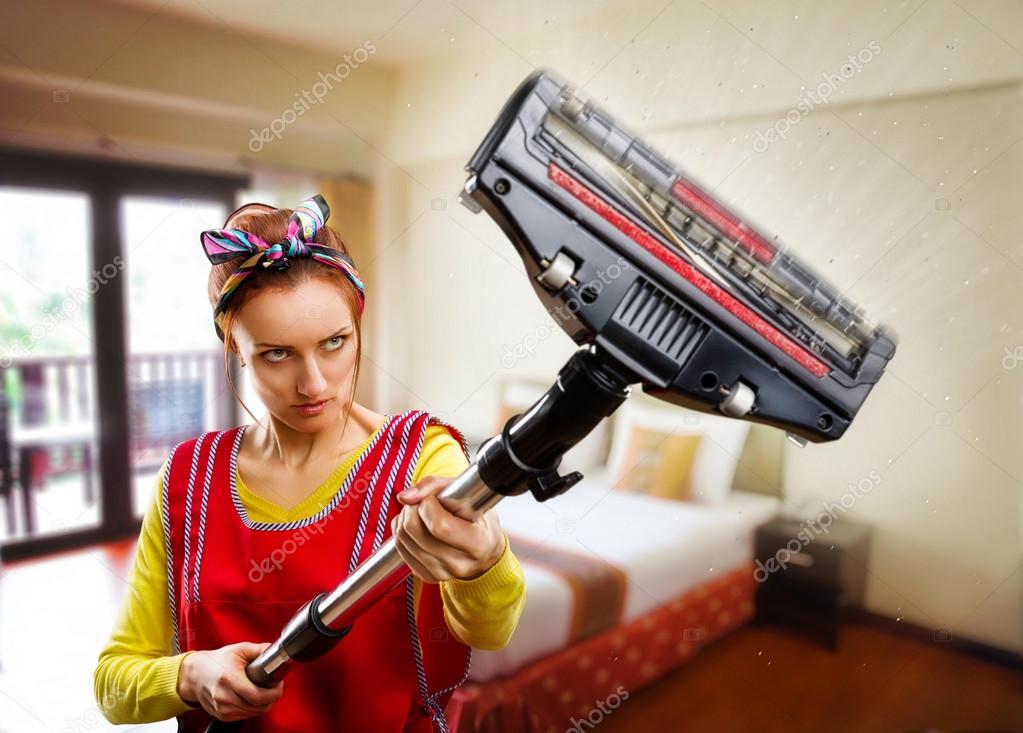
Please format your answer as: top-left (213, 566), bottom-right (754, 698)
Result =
top-left (161, 410), bottom-right (472, 732)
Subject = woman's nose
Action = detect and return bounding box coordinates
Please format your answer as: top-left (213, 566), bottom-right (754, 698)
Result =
top-left (297, 358), bottom-right (327, 397)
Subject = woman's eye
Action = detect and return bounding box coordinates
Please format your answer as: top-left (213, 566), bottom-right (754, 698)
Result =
top-left (260, 337), bottom-right (343, 362)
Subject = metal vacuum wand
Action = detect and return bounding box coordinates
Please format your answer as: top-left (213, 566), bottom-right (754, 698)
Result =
top-left (244, 465), bottom-right (503, 687)
top-left (205, 347), bottom-right (633, 731)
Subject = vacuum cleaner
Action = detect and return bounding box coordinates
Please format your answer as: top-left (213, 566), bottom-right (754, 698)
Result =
top-left (206, 68), bottom-right (896, 731)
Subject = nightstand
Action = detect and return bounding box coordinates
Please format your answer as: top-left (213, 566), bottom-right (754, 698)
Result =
top-left (753, 514), bottom-right (873, 650)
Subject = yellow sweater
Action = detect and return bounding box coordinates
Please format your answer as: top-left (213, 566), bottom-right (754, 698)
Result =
top-left (94, 424), bottom-right (526, 724)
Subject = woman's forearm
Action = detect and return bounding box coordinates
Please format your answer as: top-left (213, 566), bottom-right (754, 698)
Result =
top-left (440, 534), bottom-right (527, 650)
top-left (94, 462), bottom-right (195, 723)
top-left (94, 650), bottom-right (195, 723)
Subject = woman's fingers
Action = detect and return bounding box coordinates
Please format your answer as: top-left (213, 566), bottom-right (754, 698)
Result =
top-left (391, 474), bottom-right (506, 581)
top-left (398, 475), bottom-right (454, 503)
top-left (233, 676), bottom-right (284, 708)
top-left (204, 685), bottom-right (270, 721)
top-left (392, 523), bottom-right (443, 583)
top-left (416, 496), bottom-right (481, 555)
top-left (401, 500), bottom-right (476, 560)
top-left (397, 474), bottom-right (480, 554)
top-left (228, 644), bottom-right (284, 707)
top-left (393, 509), bottom-right (491, 582)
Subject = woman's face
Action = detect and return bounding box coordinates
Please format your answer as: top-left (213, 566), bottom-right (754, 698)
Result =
top-left (231, 278), bottom-right (358, 431)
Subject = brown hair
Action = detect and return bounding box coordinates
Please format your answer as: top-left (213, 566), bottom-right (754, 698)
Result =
top-left (207, 202), bottom-right (364, 434)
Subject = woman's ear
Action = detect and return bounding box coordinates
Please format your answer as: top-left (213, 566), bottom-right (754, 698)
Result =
top-left (226, 334), bottom-right (246, 367)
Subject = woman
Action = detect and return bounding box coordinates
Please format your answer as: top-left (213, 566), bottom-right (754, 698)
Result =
top-left (94, 195), bottom-right (526, 731)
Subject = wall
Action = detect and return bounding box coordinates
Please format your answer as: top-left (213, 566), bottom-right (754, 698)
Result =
top-left (374, 0), bottom-right (1023, 653)
top-left (1, 0), bottom-right (1018, 654)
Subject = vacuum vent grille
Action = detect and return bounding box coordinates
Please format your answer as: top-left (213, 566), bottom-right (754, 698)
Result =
top-left (613, 280), bottom-right (707, 364)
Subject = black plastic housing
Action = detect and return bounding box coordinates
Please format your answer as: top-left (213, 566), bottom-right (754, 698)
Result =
top-left (462, 70), bottom-right (897, 443)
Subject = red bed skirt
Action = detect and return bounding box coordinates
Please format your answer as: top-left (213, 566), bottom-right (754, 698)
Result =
top-left (444, 563), bottom-right (756, 733)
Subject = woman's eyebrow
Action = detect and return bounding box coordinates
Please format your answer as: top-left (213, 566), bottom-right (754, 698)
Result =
top-left (255, 326), bottom-right (352, 348)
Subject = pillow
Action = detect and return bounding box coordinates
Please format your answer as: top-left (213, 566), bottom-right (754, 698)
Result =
top-left (613, 426), bottom-right (703, 501)
top-left (606, 395), bottom-right (751, 505)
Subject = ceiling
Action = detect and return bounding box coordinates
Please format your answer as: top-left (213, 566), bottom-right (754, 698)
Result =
top-left (103, 0), bottom-right (638, 66)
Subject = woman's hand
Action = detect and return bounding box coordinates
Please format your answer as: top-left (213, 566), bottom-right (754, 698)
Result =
top-left (392, 475), bottom-right (506, 583)
top-left (177, 642), bottom-right (284, 721)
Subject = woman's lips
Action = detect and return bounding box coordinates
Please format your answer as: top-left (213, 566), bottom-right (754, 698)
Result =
top-left (295, 398), bottom-right (330, 416)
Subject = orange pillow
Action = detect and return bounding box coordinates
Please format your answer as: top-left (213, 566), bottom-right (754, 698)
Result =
top-left (612, 427), bottom-right (702, 501)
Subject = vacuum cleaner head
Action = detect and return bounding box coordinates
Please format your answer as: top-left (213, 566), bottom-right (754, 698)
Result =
top-left (460, 70), bottom-right (896, 444)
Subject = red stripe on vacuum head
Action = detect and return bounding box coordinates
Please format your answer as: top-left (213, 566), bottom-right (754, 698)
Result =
top-left (670, 176), bottom-right (777, 265)
top-left (548, 162), bottom-right (829, 378)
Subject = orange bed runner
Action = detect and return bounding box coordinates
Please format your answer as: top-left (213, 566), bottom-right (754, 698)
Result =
top-left (445, 563), bottom-right (756, 733)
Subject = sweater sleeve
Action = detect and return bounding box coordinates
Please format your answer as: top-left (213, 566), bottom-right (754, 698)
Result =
top-left (412, 425), bottom-right (527, 651)
top-left (93, 459), bottom-right (197, 724)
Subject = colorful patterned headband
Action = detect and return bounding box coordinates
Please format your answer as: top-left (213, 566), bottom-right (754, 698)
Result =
top-left (200, 194), bottom-right (366, 342)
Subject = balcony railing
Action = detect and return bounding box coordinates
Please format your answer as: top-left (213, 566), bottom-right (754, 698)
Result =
top-left (0, 350), bottom-right (236, 541)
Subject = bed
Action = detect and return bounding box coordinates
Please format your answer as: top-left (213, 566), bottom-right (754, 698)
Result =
top-left (444, 386), bottom-right (785, 732)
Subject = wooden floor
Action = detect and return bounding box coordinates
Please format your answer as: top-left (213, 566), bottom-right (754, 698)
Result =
top-left (596, 621), bottom-right (1023, 733)
top-left (0, 539), bottom-right (1020, 732)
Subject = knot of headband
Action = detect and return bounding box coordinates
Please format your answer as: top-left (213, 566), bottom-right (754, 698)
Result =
top-left (200, 194), bottom-right (366, 341)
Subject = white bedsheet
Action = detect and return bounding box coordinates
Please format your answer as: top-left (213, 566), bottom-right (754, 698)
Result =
top-left (468, 477), bottom-right (780, 682)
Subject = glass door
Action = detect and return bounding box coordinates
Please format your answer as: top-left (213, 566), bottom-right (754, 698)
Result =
top-left (0, 148), bottom-right (246, 561)
top-left (0, 188), bottom-right (99, 542)
top-left (121, 196), bottom-right (234, 518)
